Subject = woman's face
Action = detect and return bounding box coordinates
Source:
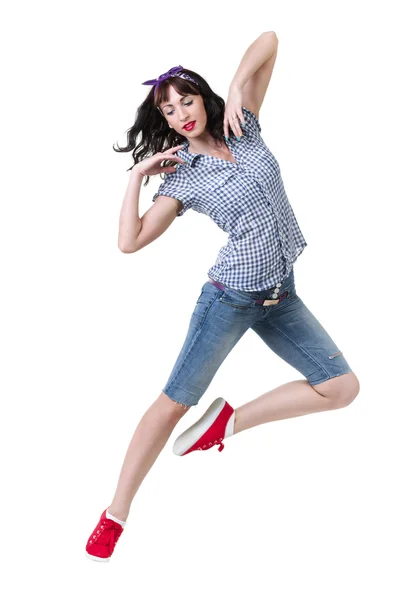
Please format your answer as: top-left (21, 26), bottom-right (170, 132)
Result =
top-left (159, 85), bottom-right (207, 138)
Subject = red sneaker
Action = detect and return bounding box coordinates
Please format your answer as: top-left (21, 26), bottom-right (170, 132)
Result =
top-left (173, 397), bottom-right (235, 456)
top-left (85, 508), bottom-right (126, 562)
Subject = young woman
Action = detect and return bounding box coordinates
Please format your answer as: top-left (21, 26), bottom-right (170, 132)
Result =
top-left (85, 32), bottom-right (360, 562)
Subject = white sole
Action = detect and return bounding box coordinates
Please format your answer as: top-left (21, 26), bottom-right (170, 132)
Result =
top-left (86, 551), bottom-right (110, 562)
top-left (173, 397), bottom-right (229, 456)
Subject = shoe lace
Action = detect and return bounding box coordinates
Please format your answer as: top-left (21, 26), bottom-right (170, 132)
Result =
top-left (197, 438), bottom-right (225, 452)
top-left (90, 519), bottom-right (123, 550)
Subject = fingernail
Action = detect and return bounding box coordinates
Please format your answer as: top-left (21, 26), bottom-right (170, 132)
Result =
top-left (241, 122), bottom-right (246, 127)
top-left (236, 136), bottom-right (241, 141)
top-left (224, 135), bottom-right (229, 141)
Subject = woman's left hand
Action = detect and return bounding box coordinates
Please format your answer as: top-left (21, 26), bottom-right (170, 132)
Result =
top-left (224, 85), bottom-right (245, 139)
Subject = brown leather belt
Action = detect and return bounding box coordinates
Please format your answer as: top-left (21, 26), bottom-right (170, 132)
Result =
top-left (208, 279), bottom-right (289, 306)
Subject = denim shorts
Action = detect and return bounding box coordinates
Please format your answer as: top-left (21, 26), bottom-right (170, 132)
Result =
top-left (162, 268), bottom-right (353, 408)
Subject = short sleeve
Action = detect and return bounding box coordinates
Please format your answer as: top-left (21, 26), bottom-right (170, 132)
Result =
top-left (152, 168), bottom-right (193, 217)
top-left (242, 106), bottom-right (262, 138)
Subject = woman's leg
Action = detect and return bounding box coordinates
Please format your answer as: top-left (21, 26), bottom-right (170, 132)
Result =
top-left (107, 393), bottom-right (190, 521)
top-left (107, 278), bottom-right (259, 518)
top-left (233, 373), bottom-right (360, 435)
top-left (233, 280), bottom-right (360, 435)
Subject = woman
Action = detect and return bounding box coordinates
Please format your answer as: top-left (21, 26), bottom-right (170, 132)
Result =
top-left (85, 32), bottom-right (360, 562)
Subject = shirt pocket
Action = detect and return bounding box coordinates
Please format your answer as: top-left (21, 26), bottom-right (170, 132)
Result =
top-left (243, 145), bottom-right (281, 192)
top-left (204, 172), bottom-right (248, 213)
top-left (195, 172), bottom-right (245, 231)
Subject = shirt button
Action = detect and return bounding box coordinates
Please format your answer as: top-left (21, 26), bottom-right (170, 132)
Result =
top-left (276, 283), bottom-right (282, 287)
top-left (274, 288), bottom-right (280, 293)
top-left (272, 293), bottom-right (278, 299)
top-left (218, 179), bottom-right (225, 185)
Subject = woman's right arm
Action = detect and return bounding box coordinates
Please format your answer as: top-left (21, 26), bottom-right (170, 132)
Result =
top-left (118, 171), bottom-right (181, 253)
top-left (118, 145), bottom-right (186, 253)
top-left (118, 168), bottom-right (144, 252)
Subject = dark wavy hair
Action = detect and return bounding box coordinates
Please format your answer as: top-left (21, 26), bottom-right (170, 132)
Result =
top-left (112, 68), bottom-right (228, 187)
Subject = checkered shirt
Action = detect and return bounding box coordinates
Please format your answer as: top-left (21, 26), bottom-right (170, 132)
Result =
top-left (152, 106), bottom-right (307, 291)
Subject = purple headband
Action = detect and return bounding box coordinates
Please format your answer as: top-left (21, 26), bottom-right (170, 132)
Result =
top-left (141, 65), bottom-right (198, 97)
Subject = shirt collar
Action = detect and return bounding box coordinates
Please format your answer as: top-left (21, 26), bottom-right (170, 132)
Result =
top-left (177, 138), bottom-right (239, 168)
top-left (177, 140), bottom-right (197, 167)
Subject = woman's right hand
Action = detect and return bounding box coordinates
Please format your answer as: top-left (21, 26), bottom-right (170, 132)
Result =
top-left (133, 144), bottom-right (187, 177)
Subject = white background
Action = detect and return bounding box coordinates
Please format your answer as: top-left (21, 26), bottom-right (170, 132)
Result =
top-left (1, 1), bottom-right (399, 598)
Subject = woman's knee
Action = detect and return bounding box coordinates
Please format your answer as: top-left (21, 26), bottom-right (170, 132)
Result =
top-left (157, 391), bottom-right (192, 418)
top-left (313, 371), bottom-right (360, 408)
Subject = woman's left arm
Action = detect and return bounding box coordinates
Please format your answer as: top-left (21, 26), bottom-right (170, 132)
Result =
top-left (224, 31), bottom-right (279, 140)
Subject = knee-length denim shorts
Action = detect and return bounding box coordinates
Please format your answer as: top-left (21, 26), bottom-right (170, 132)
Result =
top-left (162, 268), bottom-right (353, 408)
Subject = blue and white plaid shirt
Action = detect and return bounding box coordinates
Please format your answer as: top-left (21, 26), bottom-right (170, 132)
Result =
top-left (152, 106), bottom-right (307, 291)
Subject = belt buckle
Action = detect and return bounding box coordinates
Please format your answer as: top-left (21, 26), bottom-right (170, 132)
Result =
top-left (262, 290), bottom-right (288, 306)
top-left (262, 298), bottom-right (279, 306)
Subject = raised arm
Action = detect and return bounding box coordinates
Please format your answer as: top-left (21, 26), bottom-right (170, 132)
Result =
top-left (229, 31), bottom-right (279, 119)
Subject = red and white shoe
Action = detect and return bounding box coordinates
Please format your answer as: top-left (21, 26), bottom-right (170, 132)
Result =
top-left (172, 397), bottom-right (236, 456)
top-left (85, 508), bottom-right (126, 562)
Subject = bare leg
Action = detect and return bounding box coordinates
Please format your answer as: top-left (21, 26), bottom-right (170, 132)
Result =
top-left (233, 374), bottom-right (359, 435)
top-left (107, 392), bottom-right (190, 521)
